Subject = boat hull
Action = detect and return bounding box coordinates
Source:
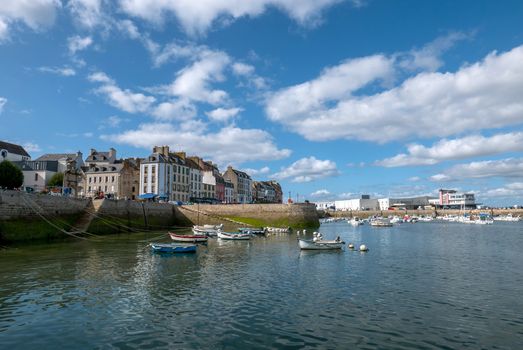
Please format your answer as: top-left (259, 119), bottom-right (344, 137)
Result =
top-left (298, 239), bottom-right (344, 250)
top-left (150, 243), bottom-right (197, 253)
top-left (217, 231), bottom-right (251, 240)
top-left (169, 232), bottom-right (208, 243)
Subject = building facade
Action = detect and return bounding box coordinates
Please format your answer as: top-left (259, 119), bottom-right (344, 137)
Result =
top-left (222, 166), bottom-right (252, 203)
top-left (335, 196), bottom-right (379, 211)
top-left (224, 181), bottom-right (234, 203)
top-left (438, 189), bottom-right (476, 209)
top-left (251, 181), bottom-right (282, 203)
top-left (13, 160), bottom-right (58, 192)
top-left (378, 196), bottom-right (436, 210)
top-left (0, 141), bottom-right (31, 162)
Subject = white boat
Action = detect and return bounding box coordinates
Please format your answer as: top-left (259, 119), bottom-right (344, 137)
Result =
top-left (192, 225), bottom-right (220, 236)
top-left (494, 214), bottom-right (521, 222)
top-left (348, 218), bottom-right (364, 226)
top-left (265, 226), bottom-right (290, 233)
top-left (202, 224), bottom-right (223, 230)
top-left (298, 238), bottom-right (345, 250)
top-left (370, 218), bottom-right (393, 227)
top-left (169, 232), bottom-right (208, 243)
top-left (217, 230), bottom-right (251, 240)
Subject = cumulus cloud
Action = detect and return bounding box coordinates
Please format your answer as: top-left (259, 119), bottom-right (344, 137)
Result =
top-left (0, 97), bottom-right (6, 113)
top-left (273, 156), bottom-right (340, 183)
top-left (151, 100), bottom-right (197, 121)
top-left (68, 0), bottom-right (108, 30)
top-left (266, 44), bottom-right (523, 143)
top-left (88, 72), bottom-right (156, 113)
top-left (205, 107), bottom-right (242, 122)
top-left (430, 158), bottom-right (523, 182)
top-left (37, 66), bottom-right (76, 76)
top-left (310, 189), bottom-right (331, 197)
top-left (242, 166), bottom-right (271, 177)
top-left (169, 50), bottom-right (230, 104)
top-left (0, 0), bottom-right (60, 42)
top-left (232, 62), bottom-right (255, 76)
top-left (22, 142), bottom-right (41, 153)
top-left (68, 35), bottom-right (93, 55)
top-left (376, 132), bottom-right (523, 167)
top-left (481, 182), bottom-right (523, 200)
top-left (119, 0), bottom-right (351, 36)
top-left (103, 123), bottom-right (291, 165)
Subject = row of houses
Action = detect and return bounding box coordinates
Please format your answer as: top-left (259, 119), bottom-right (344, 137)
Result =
top-left (1, 141), bottom-right (283, 204)
top-left (316, 190), bottom-right (477, 211)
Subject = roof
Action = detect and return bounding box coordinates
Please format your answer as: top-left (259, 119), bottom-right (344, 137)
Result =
top-left (84, 163), bottom-right (124, 173)
top-left (85, 151), bottom-right (111, 162)
top-left (12, 160), bottom-right (58, 172)
top-left (35, 153), bottom-right (76, 161)
top-left (0, 140), bottom-right (30, 157)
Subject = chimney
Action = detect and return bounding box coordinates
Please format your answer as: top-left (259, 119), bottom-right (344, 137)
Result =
top-left (90, 148), bottom-right (96, 155)
top-left (109, 147), bottom-right (116, 159)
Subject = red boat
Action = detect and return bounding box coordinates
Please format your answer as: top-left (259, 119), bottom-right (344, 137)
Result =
top-left (169, 232), bottom-right (208, 243)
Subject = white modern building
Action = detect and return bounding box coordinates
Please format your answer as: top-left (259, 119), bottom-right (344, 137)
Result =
top-left (335, 195), bottom-right (379, 211)
top-left (140, 146), bottom-right (172, 200)
top-left (438, 189), bottom-right (476, 208)
top-left (315, 201), bottom-right (335, 210)
top-left (378, 196), bottom-right (436, 210)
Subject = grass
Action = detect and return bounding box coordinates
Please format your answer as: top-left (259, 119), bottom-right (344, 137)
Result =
top-left (0, 214), bottom-right (82, 243)
top-left (224, 216), bottom-right (319, 229)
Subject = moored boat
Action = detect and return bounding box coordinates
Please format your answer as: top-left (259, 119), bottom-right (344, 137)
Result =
top-left (298, 238), bottom-right (345, 250)
top-left (169, 232), bottom-right (208, 243)
top-left (348, 218), bottom-right (364, 226)
top-left (217, 230), bottom-right (251, 240)
top-left (150, 243), bottom-right (197, 253)
top-left (192, 225), bottom-right (220, 236)
top-left (370, 218), bottom-right (393, 227)
top-left (265, 226), bottom-right (291, 233)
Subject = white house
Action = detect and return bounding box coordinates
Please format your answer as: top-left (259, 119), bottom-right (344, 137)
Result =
top-left (335, 196), bottom-right (379, 211)
top-left (0, 141), bottom-right (31, 162)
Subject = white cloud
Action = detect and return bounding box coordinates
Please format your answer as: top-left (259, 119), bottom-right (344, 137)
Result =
top-left (310, 189), bottom-right (331, 197)
top-left (482, 182), bottom-right (523, 199)
top-left (88, 72), bottom-right (156, 114)
top-left (242, 166), bottom-right (270, 177)
top-left (169, 50), bottom-right (230, 104)
top-left (398, 32), bottom-right (470, 72)
top-left (146, 39), bottom-right (208, 67)
top-left (430, 158), bottom-right (523, 182)
top-left (273, 156), bottom-right (340, 183)
top-left (377, 132), bottom-right (523, 167)
top-left (151, 100), bottom-right (197, 121)
top-left (408, 176), bottom-right (421, 182)
top-left (68, 0), bottom-right (107, 30)
top-left (0, 0), bottom-right (60, 42)
top-left (119, 0), bottom-right (351, 36)
top-left (205, 107), bottom-right (242, 122)
top-left (103, 123), bottom-right (291, 165)
top-left (0, 97), bottom-right (6, 113)
top-left (266, 44), bottom-right (523, 143)
top-left (68, 35), bottom-right (93, 55)
top-left (232, 62), bottom-right (255, 76)
top-left (38, 66), bottom-right (76, 76)
top-left (115, 19), bottom-right (141, 39)
top-left (22, 142), bottom-right (41, 153)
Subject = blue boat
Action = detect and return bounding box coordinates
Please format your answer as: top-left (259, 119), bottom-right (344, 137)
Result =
top-left (150, 243), bottom-right (197, 253)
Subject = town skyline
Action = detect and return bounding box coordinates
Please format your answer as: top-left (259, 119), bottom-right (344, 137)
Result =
top-left (2, 1), bottom-right (523, 206)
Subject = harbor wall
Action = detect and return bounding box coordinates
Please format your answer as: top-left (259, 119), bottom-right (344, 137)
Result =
top-left (0, 191), bottom-right (319, 242)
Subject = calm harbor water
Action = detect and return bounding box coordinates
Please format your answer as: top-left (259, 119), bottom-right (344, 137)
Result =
top-left (1, 221), bottom-right (523, 349)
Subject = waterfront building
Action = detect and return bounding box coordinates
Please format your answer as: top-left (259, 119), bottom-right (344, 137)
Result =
top-left (224, 181), bottom-right (234, 203)
top-left (13, 160), bottom-right (58, 192)
top-left (171, 153), bottom-right (190, 202)
top-left (140, 147), bottom-right (172, 200)
top-left (84, 148), bottom-right (139, 199)
top-left (182, 156), bottom-right (203, 201)
top-left (438, 189), bottom-right (476, 209)
top-left (335, 195), bottom-right (379, 211)
top-left (223, 166), bottom-right (252, 203)
top-left (378, 196), bottom-right (437, 210)
top-left (252, 181), bottom-right (283, 203)
top-left (36, 152), bottom-right (85, 196)
top-left (0, 140), bottom-right (31, 162)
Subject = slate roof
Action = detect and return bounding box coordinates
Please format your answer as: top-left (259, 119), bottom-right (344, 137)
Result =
top-left (35, 153), bottom-right (76, 161)
top-left (0, 140), bottom-right (30, 157)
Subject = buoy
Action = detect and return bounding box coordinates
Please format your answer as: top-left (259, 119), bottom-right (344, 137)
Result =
top-left (359, 244), bottom-right (368, 252)
top-left (348, 243), bottom-right (354, 249)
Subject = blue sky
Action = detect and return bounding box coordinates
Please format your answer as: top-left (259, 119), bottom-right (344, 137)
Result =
top-left (1, 0), bottom-right (523, 206)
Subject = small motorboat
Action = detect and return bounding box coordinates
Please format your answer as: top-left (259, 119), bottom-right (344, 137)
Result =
top-left (265, 226), bottom-right (291, 233)
top-left (150, 243), bottom-right (197, 253)
top-left (348, 218), bottom-right (364, 226)
top-left (169, 232), bottom-right (208, 243)
top-left (298, 238), bottom-right (345, 250)
top-left (217, 230), bottom-right (251, 240)
top-left (202, 224), bottom-right (223, 230)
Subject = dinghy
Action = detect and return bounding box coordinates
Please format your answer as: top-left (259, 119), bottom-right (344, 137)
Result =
top-left (298, 238), bottom-right (345, 250)
top-left (150, 243), bottom-right (197, 253)
top-left (169, 232), bottom-right (208, 243)
top-left (217, 230), bottom-right (251, 240)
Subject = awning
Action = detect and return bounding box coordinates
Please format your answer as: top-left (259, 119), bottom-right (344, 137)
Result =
top-left (138, 193), bottom-right (157, 199)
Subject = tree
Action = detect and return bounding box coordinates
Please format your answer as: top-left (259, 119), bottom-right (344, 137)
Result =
top-left (48, 172), bottom-right (64, 187)
top-left (0, 160), bottom-right (24, 189)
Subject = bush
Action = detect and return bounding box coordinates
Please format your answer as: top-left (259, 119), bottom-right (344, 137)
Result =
top-left (48, 172), bottom-right (64, 187)
top-left (0, 160), bottom-right (24, 189)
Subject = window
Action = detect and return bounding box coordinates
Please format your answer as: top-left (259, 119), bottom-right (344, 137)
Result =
top-left (105, 176), bottom-right (108, 182)
top-left (104, 186), bottom-right (107, 192)
top-left (35, 173), bottom-right (38, 181)
top-left (88, 186), bottom-right (91, 192)
top-left (99, 176), bottom-right (102, 183)
top-left (89, 177), bottom-right (92, 183)
top-left (93, 177), bottom-right (96, 183)
top-left (111, 176), bottom-right (115, 182)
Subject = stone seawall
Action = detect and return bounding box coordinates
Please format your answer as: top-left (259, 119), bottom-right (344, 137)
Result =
top-left (0, 191), bottom-right (319, 242)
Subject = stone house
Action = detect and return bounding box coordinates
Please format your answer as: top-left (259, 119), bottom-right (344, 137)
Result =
top-left (0, 140), bottom-right (31, 162)
top-left (222, 166), bottom-right (253, 203)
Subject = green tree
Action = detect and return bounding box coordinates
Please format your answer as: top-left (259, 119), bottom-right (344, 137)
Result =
top-left (0, 160), bottom-right (24, 189)
top-left (48, 172), bottom-right (64, 187)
